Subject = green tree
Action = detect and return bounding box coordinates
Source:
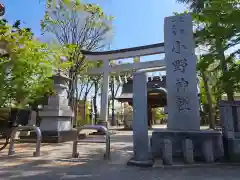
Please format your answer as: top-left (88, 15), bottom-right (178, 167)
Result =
top-left (177, 0), bottom-right (240, 128)
top-left (177, 0), bottom-right (240, 100)
top-left (194, 0), bottom-right (240, 100)
top-left (41, 0), bottom-right (113, 124)
top-left (176, 0), bottom-right (206, 12)
top-left (0, 19), bottom-right (68, 108)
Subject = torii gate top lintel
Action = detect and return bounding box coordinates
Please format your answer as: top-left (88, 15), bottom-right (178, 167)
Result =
top-left (81, 42), bottom-right (165, 61)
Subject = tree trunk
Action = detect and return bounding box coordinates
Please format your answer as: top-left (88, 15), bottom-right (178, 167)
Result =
top-left (123, 103), bottom-right (128, 128)
top-left (108, 97), bottom-right (110, 120)
top-left (73, 76), bottom-right (78, 127)
top-left (111, 77), bottom-right (116, 126)
top-left (201, 71), bottom-right (215, 129)
top-left (83, 98), bottom-right (87, 124)
top-left (215, 34), bottom-right (234, 100)
top-left (215, 37), bottom-right (237, 130)
top-left (93, 81), bottom-right (98, 124)
top-left (68, 68), bottom-right (76, 127)
top-left (68, 68), bottom-right (74, 108)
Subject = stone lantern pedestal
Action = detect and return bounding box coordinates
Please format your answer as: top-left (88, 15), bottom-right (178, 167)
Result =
top-left (38, 72), bottom-right (76, 143)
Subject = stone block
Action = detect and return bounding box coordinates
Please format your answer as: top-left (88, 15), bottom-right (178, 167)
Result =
top-left (39, 109), bottom-right (73, 117)
top-left (182, 139), bottom-right (194, 164)
top-left (215, 135), bottom-right (224, 160)
top-left (162, 139), bottom-right (173, 165)
top-left (231, 139), bottom-right (240, 154)
top-left (48, 96), bottom-right (69, 107)
top-left (220, 106), bottom-right (234, 139)
top-left (225, 139), bottom-right (240, 161)
top-left (202, 139), bottom-right (214, 163)
top-left (151, 129), bottom-right (223, 162)
top-left (40, 118), bottom-right (72, 131)
top-left (237, 107), bottom-right (240, 133)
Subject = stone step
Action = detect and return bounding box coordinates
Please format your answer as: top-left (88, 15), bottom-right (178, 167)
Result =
top-left (153, 159), bottom-right (230, 168)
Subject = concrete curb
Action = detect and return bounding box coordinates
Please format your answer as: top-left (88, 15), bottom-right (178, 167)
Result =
top-left (153, 161), bottom-right (240, 169)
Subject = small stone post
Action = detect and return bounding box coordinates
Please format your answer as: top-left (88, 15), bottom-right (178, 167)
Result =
top-left (203, 139), bottom-right (214, 163)
top-left (182, 139), bottom-right (194, 164)
top-left (162, 138), bottom-right (173, 165)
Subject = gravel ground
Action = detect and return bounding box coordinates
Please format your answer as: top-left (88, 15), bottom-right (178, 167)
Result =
top-left (0, 130), bottom-right (239, 180)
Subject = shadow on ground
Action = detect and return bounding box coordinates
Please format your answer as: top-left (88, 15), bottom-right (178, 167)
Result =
top-left (0, 132), bottom-right (240, 179)
top-left (0, 145), bottom-right (135, 180)
top-left (0, 133), bottom-right (135, 180)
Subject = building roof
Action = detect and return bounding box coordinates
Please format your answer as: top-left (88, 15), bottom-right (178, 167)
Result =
top-left (116, 88), bottom-right (167, 100)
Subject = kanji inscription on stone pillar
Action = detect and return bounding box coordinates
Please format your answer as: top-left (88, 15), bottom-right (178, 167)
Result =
top-left (164, 14), bottom-right (200, 131)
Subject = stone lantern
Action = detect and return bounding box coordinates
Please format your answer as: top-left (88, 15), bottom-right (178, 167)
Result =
top-left (38, 71), bottom-right (76, 143)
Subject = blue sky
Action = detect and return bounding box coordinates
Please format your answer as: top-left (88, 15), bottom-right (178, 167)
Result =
top-left (1, 1), bottom-right (239, 108)
top-left (1, 0), bottom-right (187, 105)
top-left (1, 0), bottom-right (187, 50)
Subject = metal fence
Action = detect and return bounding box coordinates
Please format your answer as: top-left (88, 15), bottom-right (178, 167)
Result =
top-left (8, 125), bottom-right (42, 157)
top-left (72, 125), bottom-right (110, 160)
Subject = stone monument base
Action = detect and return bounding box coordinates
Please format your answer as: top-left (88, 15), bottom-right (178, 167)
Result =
top-left (20, 129), bottom-right (77, 143)
top-left (223, 135), bottom-right (240, 162)
top-left (151, 129), bottom-right (224, 162)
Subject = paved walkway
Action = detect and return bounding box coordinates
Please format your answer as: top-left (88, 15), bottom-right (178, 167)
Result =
top-left (0, 131), bottom-right (239, 179)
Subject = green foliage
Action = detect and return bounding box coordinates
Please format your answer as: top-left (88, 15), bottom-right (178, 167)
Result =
top-left (195, 0), bottom-right (240, 97)
top-left (0, 19), bottom-right (70, 108)
top-left (176, 0), bottom-right (207, 12)
top-left (41, 0), bottom-right (113, 119)
top-left (41, 0), bottom-right (113, 46)
top-left (41, 0), bottom-right (113, 71)
top-left (177, 0), bottom-right (239, 127)
top-left (177, 0), bottom-right (240, 101)
top-left (153, 108), bottom-right (166, 120)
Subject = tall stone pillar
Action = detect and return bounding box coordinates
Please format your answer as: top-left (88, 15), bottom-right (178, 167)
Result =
top-left (151, 14), bottom-right (223, 162)
top-left (127, 72), bottom-right (154, 167)
top-left (38, 72), bottom-right (75, 143)
top-left (164, 14), bottom-right (200, 131)
top-left (98, 60), bottom-right (110, 128)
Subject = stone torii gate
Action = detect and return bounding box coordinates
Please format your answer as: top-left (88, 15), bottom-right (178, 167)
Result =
top-left (82, 43), bottom-right (166, 127)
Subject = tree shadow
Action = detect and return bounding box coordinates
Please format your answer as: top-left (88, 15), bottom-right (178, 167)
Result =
top-left (0, 133), bottom-right (137, 179)
top-left (0, 144), bottom-right (136, 179)
top-left (1, 140), bottom-right (240, 179)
